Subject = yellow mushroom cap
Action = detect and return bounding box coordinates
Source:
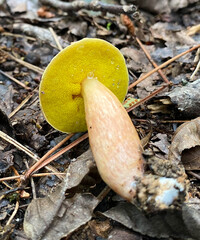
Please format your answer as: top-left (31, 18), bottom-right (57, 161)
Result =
top-left (39, 38), bottom-right (129, 133)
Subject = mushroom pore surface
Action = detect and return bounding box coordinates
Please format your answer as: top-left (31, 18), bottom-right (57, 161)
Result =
top-left (39, 38), bottom-right (129, 133)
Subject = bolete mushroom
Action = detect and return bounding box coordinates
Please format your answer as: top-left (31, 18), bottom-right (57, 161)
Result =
top-left (40, 38), bottom-right (144, 201)
top-left (39, 38), bottom-right (186, 208)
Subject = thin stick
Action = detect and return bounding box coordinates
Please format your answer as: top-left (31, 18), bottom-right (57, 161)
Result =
top-left (0, 172), bottom-right (65, 182)
top-left (187, 171), bottom-right (200, 180)
top-left (0, 130), bottom-right (39, 161)
top-left (128, 44), bottom-right (200, 90)
top-left (6, 200), bottom-right (19, 226)
top-left (2, 181), bottom-right (13, 189)
top-left (0, 175), bottom-right (21, 182)
top-left (2, 32), bottom-right (36, 41)
top-left (41, 0), bottom-right (137, 15)
top-left (160, 120), bottom-right (190, 123)
top-left (24, 159), bottom-right (37, 199)
top-left (0, 70), bottom-right (31, 90)
top-left (190, 59), bottom-right (200, 80)
top-left (32, 172), bottom-right (66, 177)
top-left (1, 50), bottom-right (44, 74)
top-left (127, 85), bottom-right (168, 112)
top-left (49, 27), bottom-right (63, 51)
top-left (8, 87), bottom-right (38, 118)
top-left (24, 133), bottom-right (73, 179)
top-left (10, 166), bottom-right (21, 184)
top-left (135, 37), bottom-right (171, 85)
top-left (0, 130), bottom-right (59, 175)
top-left (97, 186), bottom-right (111, 202)
top-left (32, 133), bottom-right (88, 174)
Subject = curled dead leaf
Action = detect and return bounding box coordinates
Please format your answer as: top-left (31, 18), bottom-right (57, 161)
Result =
top-left (168, 117), bottom-right (200, 170)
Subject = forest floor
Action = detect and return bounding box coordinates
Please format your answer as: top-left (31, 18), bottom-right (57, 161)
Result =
top-left (0, 0), bottom-right (200, 239)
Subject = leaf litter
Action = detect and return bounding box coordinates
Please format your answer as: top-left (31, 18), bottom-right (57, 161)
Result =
top-left (24, 150), bottom-right (99, 240)
top-left (0, 0), bottom-right (200, 239)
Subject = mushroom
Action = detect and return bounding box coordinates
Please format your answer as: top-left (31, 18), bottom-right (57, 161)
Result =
top-left (39, 38), bottom-right (186, 208)
top-left (40, 38), bottom-right (144, 201)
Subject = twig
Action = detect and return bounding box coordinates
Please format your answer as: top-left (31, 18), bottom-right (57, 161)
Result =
top-left (135, 37), bottom-right (171, 85)
top-left (0, 70), bottom-right (31, 90)
top-left (49, 27), bottom-right (63, 51)
top-left (121, 15), bottom-right (170, 85)
top-left (40, 0), bottom-right (138, 16)
top-left (190, 58), bottom-right (200, 80)
top-left (160, 120), bottom-right (190, 123)
top-left (2, 181), bottom-right (13, 189)
top-left (1, 49), bottom-right (44, 74)
top-left (0, 172), bottom-right (66, 182)
top-left (0, 130), bottom-right (60, 175)
top-left (97, 186), bottom-right (111, 202)
top-left (24, 159), bottom-right (37, 199)
top-left (0, 176), bottom-right (21, 182)
top-left (24, 133), bottom-right (73, 179)
top-left (187, 171), bottom-right (200, 180)
top-left (32, 172), bottom-right (66, 177)
top-left (127, 85), bottom-right (168, 112)
top-left (6, 200), bottom-right (19, 226)
top-left (0, 130), bottom-right (39, 161)
top-left (31, 133), bottom-right (88, 174)
top-left (2, 32), bottom-right (36, 41)
top-left (10, 166), bottom-right (21, 184)
top-left (8, 87), bottom-right (38, 118)
top-left (128, 44), bottom-right (200, 89)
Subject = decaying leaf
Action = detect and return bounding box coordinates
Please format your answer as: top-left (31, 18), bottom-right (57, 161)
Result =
top-left (24, 192), bottom-right (98, 240)
top-left (150, 22), bottom-right (196, 45)
top-left (108, 226), bottom-right (142, 240)
top-left (151, 133), bottom-right (170, 155)
top-left (167, 79), bottom-right (200, 118)
top-left (182, 198), bottom-right (200, 240)
top-left (102, 201), bottom-right (195, 239)
top-left (0, 150), bottom-right (14, 174)
top-left (134, 0), bottom-right (199, 13)
top-left (24, 149), bottom-right (99, 240)
top-left (120, 47), bottom-right (152, 73)
top-left (168, 117), bottom-right (200, 170)
top-left (0, 85), bottom-right (14, 116)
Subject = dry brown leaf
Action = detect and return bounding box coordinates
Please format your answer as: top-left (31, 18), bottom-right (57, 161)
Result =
top-left (167, 79), bottom-right (200, 118)
top-left (102, 201), bottom-right (192, 239)
top-left (24, 150), bottom-right (98, 240)
top-left (168, 117), bottom-right (200, 170)
top-left (150, 22), bottom-right (196, 45)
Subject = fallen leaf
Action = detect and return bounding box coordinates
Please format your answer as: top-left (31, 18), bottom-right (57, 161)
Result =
top-left (150, 22), bottom-right (196, 45)
top-left (182, 198), bottom-right (200, 240)
top-left (7, 0), bottom-right (27, 14)
top-left (168, 117), bottom-right (200, 170)
top-left (134, 0), bottom-right (199, 13)
top-left (0, 150), bottom-right (14, 174)
top-left (167, 79), bottom-right (200, 118)
top-left (24, 192), bottom-right (99, 240)
top-left (103, 201), bottom-right (193, 238)
top-left (24, 149), bottom-right (98, 240)
top-left (120, 47), bottom-right (152, 73)
top-left (151, 133), bottom-right (170, 155)
top-left (108, 226), bottom-right (142, 240)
